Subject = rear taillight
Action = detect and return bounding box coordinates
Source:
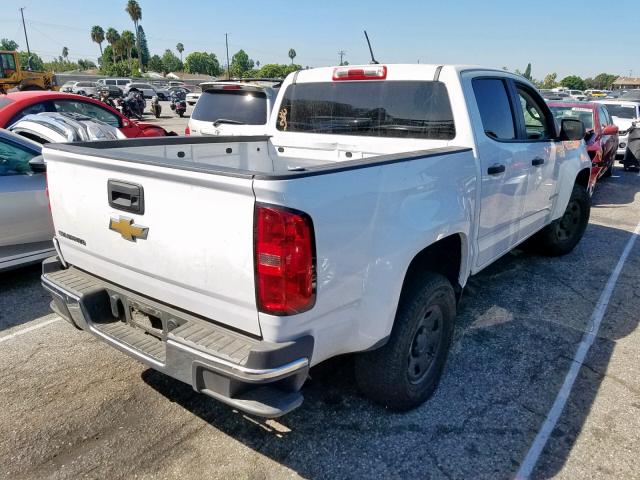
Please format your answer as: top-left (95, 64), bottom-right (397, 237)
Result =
top-left (185, 125), bottom-right (190, 135)
top-left (332, 65), bottom-right (387, 81)
top-left (255, 204), bottom-right (316, 315)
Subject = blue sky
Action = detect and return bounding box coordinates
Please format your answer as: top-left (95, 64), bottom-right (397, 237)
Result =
top-left (0, 1), bottom-right (637, 79)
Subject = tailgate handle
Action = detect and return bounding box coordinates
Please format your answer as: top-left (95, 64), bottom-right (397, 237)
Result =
top-left (108, 180), bottom-right (145, 214)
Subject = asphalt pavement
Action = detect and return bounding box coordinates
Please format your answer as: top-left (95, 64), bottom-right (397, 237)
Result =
top-left (1, 156), bottom-right (639, 479)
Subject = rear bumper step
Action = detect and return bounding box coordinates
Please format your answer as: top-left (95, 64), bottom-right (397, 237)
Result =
top-left (41, 256), bottom-right (313, 418)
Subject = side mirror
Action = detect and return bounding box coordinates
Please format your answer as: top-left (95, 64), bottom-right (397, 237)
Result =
top-left (28, 155), bottom-right (46, 173)
top-left (603, 125), bottom-right (619, 136)
top-left (559, 118), bottom-right (585, 141)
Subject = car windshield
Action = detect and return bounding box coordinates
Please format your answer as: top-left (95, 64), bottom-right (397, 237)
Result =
top-left (549, 106), bottom-right (594, 130)
top-left (276, 80), bottom-right (456, 140)
top-left (603, 104), bottom-right (637, 119)
top-left (76, 82), bottom-right (95, 87)
top-left (192, 90), bottom-right (268, 125)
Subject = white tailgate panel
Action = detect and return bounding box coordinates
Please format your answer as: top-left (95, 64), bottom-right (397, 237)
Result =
top-left (46, 153), bottom-right (260, 336)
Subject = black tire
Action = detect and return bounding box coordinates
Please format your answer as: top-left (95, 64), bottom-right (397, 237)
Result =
top-left (355, 272), bottom-right (456, 410)
top-left (158, 93), bottom-right (166, 101)
top-left (533, 184), bottom-right (590, 256)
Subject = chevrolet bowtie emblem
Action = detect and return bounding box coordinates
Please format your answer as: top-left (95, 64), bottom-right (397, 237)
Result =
top-left (109, 216), bottom-right (149, 242)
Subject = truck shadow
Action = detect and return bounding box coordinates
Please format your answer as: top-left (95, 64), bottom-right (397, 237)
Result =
top-left (0, 264), bottom-right (51, 332)
top-left (143, 218), bottom-right (640, 479)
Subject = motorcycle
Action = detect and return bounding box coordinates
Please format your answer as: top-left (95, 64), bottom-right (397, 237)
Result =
top-left (118, 88), bottom-right (145, 120)
top-left (170, 90), bottom-right (187, 118)
top-left (150, 95), bottom-right (162, 118)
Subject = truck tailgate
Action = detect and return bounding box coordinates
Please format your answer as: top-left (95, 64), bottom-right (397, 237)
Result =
top-left (43, 147), bottom-right (261, 336)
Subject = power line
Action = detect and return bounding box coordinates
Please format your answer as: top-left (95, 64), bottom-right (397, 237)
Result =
top-left (338, 50), bottom-right (346, 66)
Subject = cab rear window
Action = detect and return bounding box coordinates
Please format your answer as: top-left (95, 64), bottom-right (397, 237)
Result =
top-left (276, 81), bottom-right (455, 140)
top-left (192, 90), bottom-right (267, 125)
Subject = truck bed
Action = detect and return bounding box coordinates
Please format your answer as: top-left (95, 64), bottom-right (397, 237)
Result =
top-left (44, 135), bottom-right (466, 179)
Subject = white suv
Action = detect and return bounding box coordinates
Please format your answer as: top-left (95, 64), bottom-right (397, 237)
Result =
top-left (187, 81), bottom-right (280, 136)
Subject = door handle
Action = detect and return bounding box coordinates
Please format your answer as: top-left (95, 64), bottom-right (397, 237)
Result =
top-left (532, 157), bottom-right (545, 166)
top-left (487, 163), bottom-right (506, 175)
top-left (108, 179), bottom-right (145, 214)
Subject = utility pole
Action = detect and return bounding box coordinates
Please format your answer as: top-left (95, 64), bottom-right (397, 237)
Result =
top-left (19, 7), bottom-right (31, 57)
top-left (225, 33), bottom-right (230, 80)
top-left (338, 50), bottom-right (346, 66)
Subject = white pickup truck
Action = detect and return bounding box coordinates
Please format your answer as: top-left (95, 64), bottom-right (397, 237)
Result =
top-left (41, 64), bottom-right (592, 417)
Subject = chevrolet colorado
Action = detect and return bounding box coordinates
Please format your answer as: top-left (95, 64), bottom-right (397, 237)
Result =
top-left (40, 64), bottom-right (592, 417)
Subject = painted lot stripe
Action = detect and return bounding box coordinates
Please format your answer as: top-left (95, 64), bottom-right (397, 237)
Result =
top-left (0, 317), bottom-right (61, 344)
top-left (515, 218), bottom-right (640, 479)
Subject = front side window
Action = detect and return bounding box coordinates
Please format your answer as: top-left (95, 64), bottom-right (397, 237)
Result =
top-left (277, 81), bottom-right (455, 140)
top-left (52, 100), bottom-right (121, 127)
top-left (472, 78), bottom-right (515, 140)
top-left (516, 85), bottom-right (552, 140)
top-left (193, 90), bottom-right (268, 125)
top-left (0, 140), bottom-right (38, 176)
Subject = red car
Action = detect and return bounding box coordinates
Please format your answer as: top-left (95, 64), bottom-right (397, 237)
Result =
top-left (0, 91), bottom-right (167, 138)
top-left (548, 101), bottom-right (618, 190)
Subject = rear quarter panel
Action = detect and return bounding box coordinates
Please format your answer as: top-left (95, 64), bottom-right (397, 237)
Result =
top-left (253, 149), bottom-right (476, 364)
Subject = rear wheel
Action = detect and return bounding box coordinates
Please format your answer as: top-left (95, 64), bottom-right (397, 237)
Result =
top-left (355, 272), bottom-right (455, 410)
top-left (533, 184), bottom-right (590, 256)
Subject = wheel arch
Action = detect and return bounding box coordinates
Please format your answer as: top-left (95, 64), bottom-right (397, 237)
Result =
top-left (401, 233), bottom-right (467, 302)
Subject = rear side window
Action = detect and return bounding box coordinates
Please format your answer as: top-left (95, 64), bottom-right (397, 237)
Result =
top-left (193, 90), bottom-right (267, 125)
top-left (472, 78), bottom-right (516, 140)
top-left (276, 81), bottom-right (455, 140)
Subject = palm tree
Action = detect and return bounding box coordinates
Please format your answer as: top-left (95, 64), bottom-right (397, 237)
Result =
top-left (120, 30), bottom-right (135, 70)
top-left (106, 28), bottom-right (120, 62)
top-left (125, 0), bottom-right (143, 71)
top-left (91, 26), bottom-right (105, 58)
top-left (62, 46), bottom-right (69, 62)
top-left (288, 48), bottom-right (296, 65)
top-left (176, 43), bottom-right (184, 62)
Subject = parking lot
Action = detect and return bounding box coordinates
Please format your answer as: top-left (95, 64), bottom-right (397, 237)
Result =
top-left (140, 100), bottom-right (193, 134)
top-left (1, 101), bottom-right (639, 479)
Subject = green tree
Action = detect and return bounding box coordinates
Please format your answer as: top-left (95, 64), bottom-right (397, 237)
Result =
top-left (560, 75), bottom-right (585, 91)
top-left (176, 42), bottom-right (184, 62)
top-left (77, 59), bottom-right (97, 70)
top-left (62, 47), bottom-right (69, 61)
top-left (256, 63), bottom-right (287, 78)
top-left (147, 54), bottom-right (163, 73)
top-left (137, 26), bottom-right (149, 66)
top-left (0, 38), bottom-right (19, 51)
top-left (288, 48), bottom-right (296, 65)
top-left (161, 49), bottom-right (182, 73)
top-left (18, 51), bottom-right (44, 70)
top-left (256, 63), bottom-right (301, 79)
top-left (90, 26), bottom-right (105, 57)
top-left (230, 49), bottom-right (254, 77)
top-left (523, 63), bottom-right (532, 81)
top-left (184, 51), bottom-right (221, 76)
top-left (542, 72), bottom-right (558, 89)
top-left (593, 73), bottom-right (618, 90)
top-left (105, 28), bottom-right (120, 62)
top-left (125, 0), bottom-right (143, 72)
top-left (120, 30), bottom-right (135, 69)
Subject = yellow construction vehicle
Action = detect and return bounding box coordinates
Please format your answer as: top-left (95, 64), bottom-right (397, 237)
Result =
top-left (0, 50), bottom-right (56, 94)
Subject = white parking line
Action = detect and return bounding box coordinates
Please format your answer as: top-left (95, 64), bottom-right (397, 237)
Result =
top-left (515, 219), bottom-right (640, 479)
top-left (0, 317), bottom-right (61, 344)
